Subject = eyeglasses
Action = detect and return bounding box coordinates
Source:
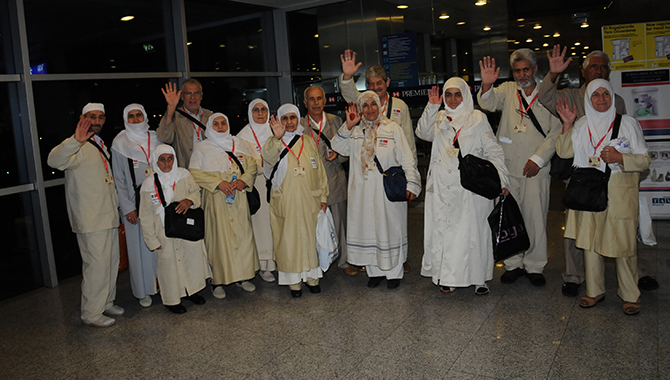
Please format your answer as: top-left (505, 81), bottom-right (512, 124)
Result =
top-left (86, 115), bottom-right (106, 121)
top-left (184, 91), bottom-right (202, 97)
top-left (252, 108), bottom-right (268, 114)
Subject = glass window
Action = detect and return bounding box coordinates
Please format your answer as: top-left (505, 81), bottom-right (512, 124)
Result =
top-left (0, 83), bottom-right (29, 188)
top-left (45, 186), bottom-right (81, 281)
top-left (0, 0), bottom-right (12, 74)
top-left (24, 0), bottom-right (168, 74)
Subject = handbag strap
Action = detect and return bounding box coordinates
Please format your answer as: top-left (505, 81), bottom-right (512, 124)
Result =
top-left (87, 138), bottom-right (113, 169)
top-left (268, 134), bottom-right (300, 183)
top-left (225, 151), bottom-right (245, 175)
top-left (603, 113), bottom-right (623, 178)
top-left (373, 156), bottom-right (385, 174)
top-left (518, 90), bottom-right (547, 138)
top-left (127, 157), bottom-right (138, 190)
top-left (495, 195), bottom-right (506, 245)
top-left (176, 108), bottom-right (207, 130)
top-left (153, 173), bottom-right (167, 207)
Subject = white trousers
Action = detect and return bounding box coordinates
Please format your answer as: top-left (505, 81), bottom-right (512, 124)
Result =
top-left (76, 228), bottom-right (119, 322)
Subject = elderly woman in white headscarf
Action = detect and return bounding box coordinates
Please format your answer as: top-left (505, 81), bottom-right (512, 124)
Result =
top-left (111, 104), bottom-right (160, 307)
top-left (331, 91), bottom-right (421, 289)
top-left (262, 104), bottom-right (329, 298)
top-left (416, 78), bottom-right (509, 296)
top-left (237, 99), bottom-right (276, 283)
top-left (556, 79), bottom-right (650, 315)
top-left (139, 144), bottom-right (211, 314)
top-left (189, 112), bottom-right (259, 300)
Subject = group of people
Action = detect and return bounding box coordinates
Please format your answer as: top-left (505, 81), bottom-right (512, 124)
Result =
top-left (48, 43), bottom-right (653, 327)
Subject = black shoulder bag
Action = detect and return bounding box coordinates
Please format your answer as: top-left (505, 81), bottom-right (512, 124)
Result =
top-left (127, 158), bottom-right (141, 211)
top-left (562, 114), bottom-right (622, 212)
top-left (266, 135), bottom-right (300, 203)
top-left (154, 173), bottom-right (205, 241)
top-left (373, 156), bottom-right (407, 202)
top-left (518, 90), bottom-right (573, 180)
top-left (455, 139), bottom-right (502, 200)
top-left (225, 151), bottom-right (261, 215)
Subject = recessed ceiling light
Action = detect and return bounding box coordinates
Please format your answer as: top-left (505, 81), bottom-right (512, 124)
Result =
top-left (533, 24), bottom-right (542, 29)
top-left (518, 24), bottom-right (525, 28)
top-left (314, 34), bottom-right (319, 38)
top-left (544, 34), bottom-right (550, 38)
top-left (483, 26), bottom-right (491, 31)
top-left (517, 18), bottom-right (525, 22)
top-left (457, 21), bottom-right (466, 25)
top-left (187, 42), bottom-right (192, 45)
top-left (439, 14), bottom-right (450, 19)
top-left (581, 22), bottom-right (589, 28)
top-left (543, 43), bottom-right (549, 47)
top-left (534, 48), bottom-right (540, 50)
top-left (583, 55), bottom-right (587, 58)
top-left (120, 15), bottom-right (134, 21)
top-left (323, 45), bottom-right (330, 48)
top-left (475, 0), bottom-right (487, 5)
top-left (553, 32), bottom-right (560, 37)
top-left (571, 46), bottom-right (575, 49)
top-left (248, 45), bottom-right (255, 49)
top-left (397, 4), bottom-right (408, 9)
top-left (526, 38), bottom-right (533, 43)
top-left (219, 44), bottom-right (225, 48)
top-left (571, 52), bottom-right (576, 55)
top-left (584, 46), bottom-right (589, 49)
top-left (514, 41), bottom-right (520, 45)
top-left (574, 42), bottom-right (581, 45)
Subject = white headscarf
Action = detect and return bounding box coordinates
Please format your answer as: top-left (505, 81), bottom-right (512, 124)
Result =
top-left (191, 112), bottom-right (251, 172)
top-left (111, 104), bottom-right (159, 163)
top-left (357, 91), bottom-right (386, 174)
top-left (238, 99), bottom-right (273, 151)
top-left (442, 77), bottom-right (481, 129)
top-left (141, 144), bottom-right (191, 223)
top-left (205, 113), bottom-right (233, 151)
top-left (267, 104), bottom-right (304, 190)
top-left (277, 103), bottom-right (304, 137)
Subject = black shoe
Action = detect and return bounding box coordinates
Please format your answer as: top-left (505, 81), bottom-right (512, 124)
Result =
top-left (183, 294), bottom-right (206, 305)
top-left (500, 268), bottom-right (525, 284)
top-left (638, 276), bottom-right (659, 291)
top-left (526, 273), bottom-right (546, 287)
top-left (367, 277), bottom-right (384, 288)
top-left (166, 304), bottom-right (187, 314)
top-left (561, 282), bottom-right (581, 297)
top-left (387, 279), bottom-right (400, 289)
top-left (290, 289), bottom-right (302, 298)
top-left (307, 284), bottom-right (321, 294)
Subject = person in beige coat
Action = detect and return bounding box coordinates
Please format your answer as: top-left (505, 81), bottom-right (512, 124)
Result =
top-left (139, 144), bottom-right (211, 314)
top-left (47, 103), bottom-right (123, 328)
top-left (478, 49), bottom-right (562, 286)
top-left (556, 79), bottom-right (650, 315)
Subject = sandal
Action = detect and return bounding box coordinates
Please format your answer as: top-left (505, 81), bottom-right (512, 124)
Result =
top-left (623, 301), bottom-right (640, 315)
top-left (579, 294), bottom-right (605, 308)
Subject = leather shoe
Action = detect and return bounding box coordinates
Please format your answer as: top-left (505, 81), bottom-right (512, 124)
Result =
top-left (387, 279), bottom-right (400, 289)
top-left (343, 266), bottom-right (359, 276)
top-left (638, 276), bottom-right (659, 291)
top-left (290, 289), bottom-right (302, 298)
top-left (526, 273), bottom-right (546, 287)
top-left (184, 294), bottom-right (206, 305)
top-left (500, 268), bottom-right (525, 284)
top-left (166, 304), bottom-right (187, 314)
top-left (562, 282), bottom-right (580, 297)
top-left (83, 315), bottom-right (115, 327)
top-left (403, 262), bottom-right (411, 273)
top-left (307, 284), bottom-right (321, 294)
top-left (104, 305), bottom-right (125, 317)
top-left (367, 277), bottom-right (384, 288)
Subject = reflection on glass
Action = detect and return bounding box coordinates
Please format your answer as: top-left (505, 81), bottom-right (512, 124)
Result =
top-left (0, 0), bottom-right (10, 75)
top-left (0, 83), bottom-right (26, 188)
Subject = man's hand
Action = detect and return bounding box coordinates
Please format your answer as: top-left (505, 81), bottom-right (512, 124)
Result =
top-left (547, 45), bottom-right (571, 82)
top-left (74, 116), bottom-right (94, 143)
top-left (125, 210), bottom-right (138, 225)
top-left (326, 149), bottom-right (338, 162)
top-left (161, 82), bottom-right (181, 124)
top-left (345, 103), bottom-right (361, 130)
top-left (428, 86), bottom-right (442, 105)
top-left (479, 56), bottom-right (500, 93)
top-left (174, 199), bottom-right (193, 214)
top-left (321, 202), bottom-right (328, 212)
top-left (341, 49), bottom-right (363, 81)
top-left (522, 160), bottom-right (540, 178)
top-left (269, 115), bottom-right (285, 140)
top-left (407, 191), bottom-right (417, 202)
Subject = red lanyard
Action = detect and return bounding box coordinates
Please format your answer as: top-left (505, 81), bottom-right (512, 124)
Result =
top-left (516, 92), bottom-right (538, 122)
top-left (96, 138), bottom-right (111, 177)
top-left (452, 128), bottom-right (462, 147)
top-left (309, 116), bottom-right (324, 147)
top-left (282, 135), bottom-right (304, 164)
top-left (588, 120), bottom-right (615, 155)
top-left (228, 140), bottom-right (236, 165)
top-left (380, 93), bottom-right (390, 115)
top-left (183, 106), bottom-right (203, 139)
top-left (250, 128), bottom-right (262, 152)
top-left (138, 132), bottom-right (151, 162)
top-left (153, 181), bottom-right (176, 204)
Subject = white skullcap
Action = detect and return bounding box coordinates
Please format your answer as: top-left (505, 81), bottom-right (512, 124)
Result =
top-left (82, 103), bottom-right (105, 115)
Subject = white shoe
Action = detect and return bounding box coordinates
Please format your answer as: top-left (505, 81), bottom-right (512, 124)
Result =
top-left (83, 315), bottom-right (115, 328)
top-left (259, 270), bottom-right (275, 283)
top-left (139, 296), bottom-right (152, 308)
top-left (236, 281), bottom-right (256, 292)
top-left (104, 305), bottom-right (125, 317)
top-left (212, 286), bottom-right (226, 299)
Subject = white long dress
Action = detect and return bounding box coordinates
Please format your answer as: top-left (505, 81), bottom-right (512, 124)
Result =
top-left (416, 103), bottom-right (509, 287)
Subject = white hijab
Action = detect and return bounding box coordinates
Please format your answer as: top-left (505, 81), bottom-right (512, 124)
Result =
top-left (111, 104), bottom-right (159, 163)
top-left (205, 113), bottom-right (233, 151)
top-left (358, 90), bottom-right (387, 174)
top-left (237, 99), bottom-right (273, 151)
top-left (442, 77), bottom-right (481, 130)
top-left (141, 144), bottom-right (191, 222)
top-left (267, 104), bottom-right (304, 190)
top-left (191, 112), bottom-right (251, 172)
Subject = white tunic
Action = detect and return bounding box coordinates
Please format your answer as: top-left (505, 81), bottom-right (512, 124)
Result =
top-left (416, 103), bottom-right (510, 286)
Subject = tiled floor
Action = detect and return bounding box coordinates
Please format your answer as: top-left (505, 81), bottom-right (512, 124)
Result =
top-left (1, 199), bottom-right (668, 379)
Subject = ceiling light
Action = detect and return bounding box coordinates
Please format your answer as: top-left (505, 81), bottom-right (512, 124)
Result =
top-left (314, 34), bottom-right (319, 38)
top-left (397, 4), bottom-right (408, 9)
top-left (526, 38), bottom-right (533, 43)
top-left (323, 45), bottom-right (330, 48)
top-left (571, 52), bottom-right (576, 55)
top-left (581, 22), bottom-right (589, 28)
top-left (517, 18), bottom-right (525, 22)
top-left (543, 43), bottom-right (549, 47)
top-left (475, 0), bottom-right (487, 5)
top-left (583, 55), bottom-right (587, 58)
top-left (483, 26), bottom-right (491, 31)
top-left (544, 34), bottom-right (550, 38)
top-left (518, 24), bottom-right (525, 28)
top-left (219, 44), bottom-right (226, 48)
top-left (457, 21), bottom-right (466, 25)
top-left (439, 14), bottom-right (450, 19)
top-left (248, 45), bottom-right (255, 49)
top-left (514, 41), bottom-right (520, 45)
top-left (533, 24), bottom-right (542, 29)
top-left (120, 15), bottom-right (134, 21)
top-left (257, 29), bottom-right (262, 32)
top-left (187, 42), bottom-right (192, 45)
top-left (584, 46), bottom-right (589, 49)
top-left (553, 32), bottom-right (560, 37)
top-left (574, 42), bottom-right (581, 45)
top-left (534, 48), bottom-right (540, 50)
top-left (571, 46), bottom-right (575, 49)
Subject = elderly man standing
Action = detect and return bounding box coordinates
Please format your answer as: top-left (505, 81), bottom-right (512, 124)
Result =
top-left (47, 103), bottom-right (123, 327)
top-left (300, 86), bottom-right (353, 275)
top-left (339, 49), bottom-right (417, 273)
top-left (477, 49), bottom-right (562, 287)
top-left (157, 79), bottom-right (213, 168)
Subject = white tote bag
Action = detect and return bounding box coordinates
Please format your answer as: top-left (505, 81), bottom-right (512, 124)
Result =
top-left (316, 209), bottom-right (339, 271)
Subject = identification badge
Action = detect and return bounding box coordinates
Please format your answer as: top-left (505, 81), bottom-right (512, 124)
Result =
top-left (144, 168), bottom-right (153, 177)
top-left (133, 159), bottom-right (140, 168)
top-left (104, 175), bottom-right (114, 185)
top-left (379, 139), bottom-right (389, 148)
top-left (589, 156), bottom-right (602, 166)
top-left (392, 108), bottom-right (401, 118)
top-left (445, 148), bottom-right (460, 157)
top-left (367, 162), bottom-right (377, 171)
top-left (236, 155), bottom-right (245, 164)
top-left (294, 167), bottom-right (306, 176)
top-left (256, 145), bottom-right (261, 154)
top-left (514, 124), bottom-right (527, 133)
top-left (150, 193), bottom-right (160, 204)
top-left (310, 157), bottom-right (317, 169)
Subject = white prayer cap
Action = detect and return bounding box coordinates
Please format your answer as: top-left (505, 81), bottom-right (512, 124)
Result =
top-left (82, 103), bottom-right (105, 115)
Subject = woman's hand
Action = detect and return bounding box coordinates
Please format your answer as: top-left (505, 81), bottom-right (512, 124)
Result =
top-left (174, 199), bottom-right (193, 214)
top-left (500, 188), bottom-right (509, 196)
top-left (321, 202), bottom-right (328, 212)
top-left (601, 146), bottom-right (624, 164)
top-left (345, 102), bottom-right (361, 130)
top-left (428, 86), bottom-right (443, 105)
top-left (231, 179), bottom-right (246, 191)
top-left (406, 191), bottom-right (417, 202)
top-left (269, 114), bottom-right (285, 140)
top-left (556, 98), bottom-right (577, 134)
top-left (125, 210), bottom-right (138, 225)
top-left (218, 180), bottom-right (235, 196)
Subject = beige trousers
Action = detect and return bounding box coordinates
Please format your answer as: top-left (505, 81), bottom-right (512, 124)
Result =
top-left (76, 228), bottom-right (119, 322)
top-left (584, 249), bottom-right (640, 303)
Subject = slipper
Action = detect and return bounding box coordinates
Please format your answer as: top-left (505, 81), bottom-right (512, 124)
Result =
top-left (623, 301), bottom-right (640, 315)
top-left (579, 294), bottom-right (605, 308)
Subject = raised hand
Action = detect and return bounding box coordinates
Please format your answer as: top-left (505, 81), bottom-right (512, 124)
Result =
top-left (345, 102), bottom-right (361, 130)
top-left (74, 116), bottom-right (94, 143)
top-left (547, 45), bottom-right (571, 75)
top-left (556, 98), bottom-right (578, 133)
top-left (161, 82), bottom-right (181, 108)
top-left (479, 56), bottom-right (500, 86)
top-left (428, 86), bottom-right (442, 105)
top-left (341, 49), bottom-right (363, 81)
top-left (269, 114), bottom-right (285, 140)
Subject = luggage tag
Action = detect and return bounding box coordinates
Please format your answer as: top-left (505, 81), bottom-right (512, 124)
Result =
top-left (294, 167), bottom-right (306, 176)
top-left (144, 168), bottom-right (153, 177)
top-left (445, 148), bottom-right (459, 157)
top-left (589, 156), bottom-right (602, 167)
top-left (310, 157), bottom-right (317, 169)
top-left (133, 159), bottom-right (140, 168)
top-left (514, 124), bottom-right (527, 133)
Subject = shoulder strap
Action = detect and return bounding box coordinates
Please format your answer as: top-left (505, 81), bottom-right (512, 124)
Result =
top-left (176, 109), bottom-right (207, 130)
top-left (386, 97), bottom-right (393, 119)
top-left (603, 114), bottom-right (623, 178)
top-left (87, 138), bottom-right (112, 165)
top-left (454, 137), bottom-right (464, 161)
top-left (153, 173), bottom-right (167, 207)
top-left (373, 156), bottom-right (385, 174)
top-left (268, 135), bottom-right (300, 183)
top-left (127, 158), bottom-right (137, 189)
top-left (225, 151), bottom-right (245, 175)
top-left (518, 90), bottom-right (546, 138)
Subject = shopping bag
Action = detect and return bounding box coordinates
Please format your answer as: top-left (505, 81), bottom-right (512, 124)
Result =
top-left (638, 196), bottom-right (656, 246)
top-left (316, 209), bottom-right (339, 271)
top-left (487, 194), bottom-right (530, 262)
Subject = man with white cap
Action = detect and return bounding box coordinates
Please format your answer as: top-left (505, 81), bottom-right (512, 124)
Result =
top-left (157, 79), bottom-right (213, 168)
top-left (47, 103), bottom-right (123, 327)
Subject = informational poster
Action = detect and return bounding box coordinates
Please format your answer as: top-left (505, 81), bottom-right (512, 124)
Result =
top-left (639, 140), bottom-right (670, 218)
top-left (381, 33), bottom-right (419, 88)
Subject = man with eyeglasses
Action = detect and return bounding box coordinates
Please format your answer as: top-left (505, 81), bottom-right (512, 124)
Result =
top-left (157, 78), bottom-right (213, 168)
top-left (477, 48), bottom-right (562, 288)
top-left (47, 103), bottom-right (124, 327)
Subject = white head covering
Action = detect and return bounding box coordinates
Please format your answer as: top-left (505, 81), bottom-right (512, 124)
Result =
top-left (191, 113), bottom-right (251, 173)
top-left (277, 103), bottom-right (304, 137)
top-left (141, 144), bottom-right (190, 222)
top-left (585, 79), bottom-right (617, 135)
top-left (442, 77), bottom-right (479, 129)
top-left (82, 102), bottom-right (105, 115)
top-left (265, 104), bottom-right (304, 190)
top-left (111, 104), bottom-right (159, 163)
top-left (357, 91), bottom-right (386, 174)
top-left (237, 99), bottom-right (273, 153)
top-left (205, 113), bottom-right (233, 151)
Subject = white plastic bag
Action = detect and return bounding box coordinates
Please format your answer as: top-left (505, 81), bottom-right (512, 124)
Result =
top-left (638, 196), bottom-right (657, 246)
top-left (316, 209), bottom-right (339, 271)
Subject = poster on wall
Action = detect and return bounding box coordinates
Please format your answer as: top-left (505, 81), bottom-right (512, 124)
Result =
top-left (381, 33), bottom-right (419, 88)
top-left (639, 140), bottom-right (670, 218)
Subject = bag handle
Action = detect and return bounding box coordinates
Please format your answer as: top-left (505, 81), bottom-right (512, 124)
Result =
top-left (176, 109), bottom-right (207, 130)
top-left (153, 173), bottom-right (167, 207)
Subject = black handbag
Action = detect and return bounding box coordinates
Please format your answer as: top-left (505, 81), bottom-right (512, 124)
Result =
top-left (562, 114), bottom-right (622, 212)
top-left (154, 174), bottom-right (205, 241)
top-left (226, 152), bottom-right (261, 215)
top-left (373, 156), bottom-right (408, 202)
top-left (455, 139), bottom-right (501, 200)
top-left (487, 194), bottom-right (530, 262)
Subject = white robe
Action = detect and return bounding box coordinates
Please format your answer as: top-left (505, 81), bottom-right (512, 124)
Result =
top-left (416, 103), bottom-right (510, 287)
top-left (331, 120), bottom-right (421, 271)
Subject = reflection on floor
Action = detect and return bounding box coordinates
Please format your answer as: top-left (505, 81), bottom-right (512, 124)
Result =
top-left (1, 204), bottom-right (668, 379)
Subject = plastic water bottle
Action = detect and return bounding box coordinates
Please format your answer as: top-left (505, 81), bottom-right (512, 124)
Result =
top-left (225, 175), bottom-right (237, 204)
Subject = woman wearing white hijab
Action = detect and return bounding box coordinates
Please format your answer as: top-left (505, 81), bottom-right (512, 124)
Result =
top-left (189, 113), bottom-right (259, 299)
top-left (262, 104), bottom-right (329, 297)
top-left (556, 79), bottom-right (650, 315)
top-left (139, 144), bottom-right (211, 314)
top-left (237, 99), bottom-right (276, 283)
top-left (332, 91), bottom-right (421, 289)
top-left (111, 104), bottom-right (160, 307)
top-left (416, 78), bottom-right (509, 295)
